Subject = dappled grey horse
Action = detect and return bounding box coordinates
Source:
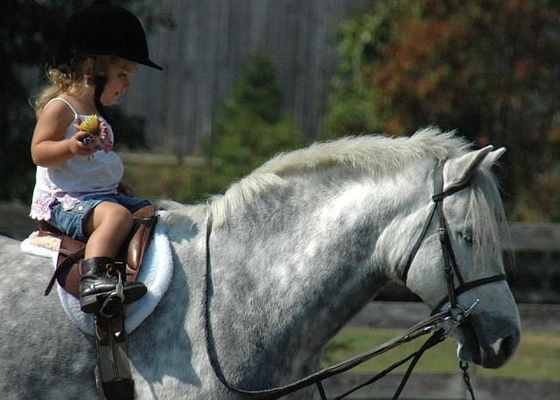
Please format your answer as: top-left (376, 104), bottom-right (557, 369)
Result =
top-left (0, 128), bottom-right (520, 399)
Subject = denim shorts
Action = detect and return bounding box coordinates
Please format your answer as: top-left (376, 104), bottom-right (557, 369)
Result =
top-left (49, 193), bottom-right (151, 241)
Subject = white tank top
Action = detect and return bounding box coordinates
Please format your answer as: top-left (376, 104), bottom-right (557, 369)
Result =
top-left (30, 98), bottom-right (124, 220)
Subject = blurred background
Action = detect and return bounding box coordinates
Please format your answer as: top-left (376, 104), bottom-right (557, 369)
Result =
top-left (2, 1), bottom-right (560, 398)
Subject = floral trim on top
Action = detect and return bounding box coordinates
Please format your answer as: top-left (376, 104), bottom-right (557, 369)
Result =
top-left (30, 195), bottom-right (55, 220)
top-left (97, 119), bottom-right (113, 153)
top-left (58, 193), bottom-right (84, 211)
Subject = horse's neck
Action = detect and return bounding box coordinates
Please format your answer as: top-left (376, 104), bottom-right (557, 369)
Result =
top-left (207, 162), bottom-right (433, 355)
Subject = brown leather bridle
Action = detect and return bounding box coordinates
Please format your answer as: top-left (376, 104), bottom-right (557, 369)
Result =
top-left (401, 159), bottom-right (506, 317)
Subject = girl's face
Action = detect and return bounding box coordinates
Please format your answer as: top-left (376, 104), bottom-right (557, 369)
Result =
top-left (99, 58), bottom-right (137, 106)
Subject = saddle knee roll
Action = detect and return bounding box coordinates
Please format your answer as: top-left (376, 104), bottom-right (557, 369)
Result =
top-left (125, 215), bottom-right (157, 282)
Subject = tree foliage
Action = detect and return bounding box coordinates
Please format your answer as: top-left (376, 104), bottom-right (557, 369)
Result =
top-left (0, 0), bottom-right (63, 201)
top-left (325, 0), bottom-right (560, 220)
top-left (184, 54), bottom-right (307, 202)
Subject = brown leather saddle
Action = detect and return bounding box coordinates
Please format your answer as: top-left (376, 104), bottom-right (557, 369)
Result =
top-left (41, 205), bottom-right (157, 298)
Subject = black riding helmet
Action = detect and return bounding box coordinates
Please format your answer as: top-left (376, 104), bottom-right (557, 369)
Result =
top-left (54, 0), bottom-right (162, 71)
top-left (53, 1), bottom-right (162, 119)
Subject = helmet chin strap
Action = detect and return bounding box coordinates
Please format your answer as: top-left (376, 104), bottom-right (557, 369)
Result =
top-left (93, 74), bottom-right (110, 122)
top-left (84, 55), bottom-right (112, 123)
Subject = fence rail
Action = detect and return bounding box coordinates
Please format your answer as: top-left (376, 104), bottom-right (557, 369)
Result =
top-left (502, 223), bottom-right (560, 303)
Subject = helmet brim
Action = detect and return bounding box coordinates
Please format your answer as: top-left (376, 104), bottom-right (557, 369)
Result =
top-left (55, 2), bottom-right (163, 72)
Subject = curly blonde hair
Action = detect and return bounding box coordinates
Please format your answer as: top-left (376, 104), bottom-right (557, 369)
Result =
top-left (33, 62), bottom-right (87, 119)
top-left (33, 56), bottom-right (121, 118)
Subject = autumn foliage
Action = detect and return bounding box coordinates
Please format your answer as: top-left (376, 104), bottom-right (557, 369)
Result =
top-left (326, 0), bottom-right (560, 220)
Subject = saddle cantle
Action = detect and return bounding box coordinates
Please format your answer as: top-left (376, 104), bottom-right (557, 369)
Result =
top-left (42, 205), bottom-right (157, 298)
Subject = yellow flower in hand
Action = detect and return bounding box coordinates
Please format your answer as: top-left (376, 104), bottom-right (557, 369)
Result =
top-left (78, 114), bottom-right (100, 135)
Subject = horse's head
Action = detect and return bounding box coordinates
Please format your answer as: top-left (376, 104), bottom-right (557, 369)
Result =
top-left (404, 146), bottom-right (520, 369)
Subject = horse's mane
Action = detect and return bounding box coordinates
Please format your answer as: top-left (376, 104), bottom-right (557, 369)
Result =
top-left (209, 127), bottom-right (471, 225)
top-left (162, 127), bottom-right (506, 272)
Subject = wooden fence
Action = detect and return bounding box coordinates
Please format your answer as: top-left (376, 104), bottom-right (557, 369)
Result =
top-left (502, 223), bottom-right (560, 303)
top-left (121, 0), bottom-right (370, 155)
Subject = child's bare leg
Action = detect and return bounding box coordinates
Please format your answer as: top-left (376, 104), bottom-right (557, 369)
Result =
top-left (84, 201), bottom-right (134, 258)
top-left (79, 201), bottom-right (147, 314)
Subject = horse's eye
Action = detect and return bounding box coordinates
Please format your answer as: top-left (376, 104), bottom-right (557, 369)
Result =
top-left (459, 231), bottom-right (474, 244)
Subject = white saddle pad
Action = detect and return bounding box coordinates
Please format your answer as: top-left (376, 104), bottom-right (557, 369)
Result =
top-left (20, 220), bottom-right (173, 336)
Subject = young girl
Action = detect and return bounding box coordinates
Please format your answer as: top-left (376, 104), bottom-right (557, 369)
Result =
top-left (30, 1), bottom-right (163, 314)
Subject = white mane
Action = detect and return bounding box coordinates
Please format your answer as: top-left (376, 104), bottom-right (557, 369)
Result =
top-left (210, 127), bottom-right (471, 225)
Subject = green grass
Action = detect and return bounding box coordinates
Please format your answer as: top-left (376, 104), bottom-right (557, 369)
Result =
top-left (322, 327), bottom-right (560, 381)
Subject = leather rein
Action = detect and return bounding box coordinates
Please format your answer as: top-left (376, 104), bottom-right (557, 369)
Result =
top-left (202, 159), bottom-right (506, 399)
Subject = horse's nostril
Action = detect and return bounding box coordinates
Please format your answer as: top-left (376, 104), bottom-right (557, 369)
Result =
top-left (482, 335), bottom-right (518, 369)
top-left (501, 335), bottom-right (518, 360)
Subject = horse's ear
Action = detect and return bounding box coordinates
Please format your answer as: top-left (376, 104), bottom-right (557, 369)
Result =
top-left (444, 145), bottom-right (494, 190)
top-left (481, 147), bottom-right (506, 170)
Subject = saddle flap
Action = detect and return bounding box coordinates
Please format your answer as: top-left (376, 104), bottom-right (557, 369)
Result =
top-left (55, 235), bottom-right (86, 296)
top-left (124, 216), bottom-right (157, 281)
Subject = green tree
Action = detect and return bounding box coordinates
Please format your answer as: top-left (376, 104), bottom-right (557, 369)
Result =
top-left (186, 55), bottom-right (307, 202)
top-left (326, 0), bottom-right (560, 219)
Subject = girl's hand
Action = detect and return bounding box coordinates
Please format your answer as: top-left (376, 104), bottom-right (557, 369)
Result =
top-left (69, 129), bottom-right (100, 156)
top-left (118, 181), bottom-right (135, 197)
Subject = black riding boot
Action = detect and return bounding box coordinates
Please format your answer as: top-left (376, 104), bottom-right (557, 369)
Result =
top-left (79, 257), bottom-right (147, 314)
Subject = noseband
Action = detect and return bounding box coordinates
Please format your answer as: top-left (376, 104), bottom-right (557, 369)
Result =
top-left (401, 159), bottom-right (506, 318)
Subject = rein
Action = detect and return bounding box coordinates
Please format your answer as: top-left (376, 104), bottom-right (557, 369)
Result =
top-left (203, 213), bottom-right (449, 399)
top-left (202, 159), bottom-right (505, 399)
